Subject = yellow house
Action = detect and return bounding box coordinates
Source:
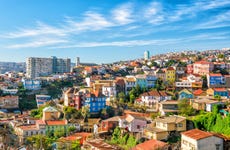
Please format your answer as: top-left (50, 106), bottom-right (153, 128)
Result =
top-left (144, 116), bottom-right (186, 140)
top-left (166, 67), bottom-right (176, 83)
top-left (206, 88), bottom-right (214, 96)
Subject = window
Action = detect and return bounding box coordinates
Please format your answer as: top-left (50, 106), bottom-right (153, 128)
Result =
top-left (137, 125), bottom-right (140, 129)
top-left (215, 144), bottom-right (220, 150)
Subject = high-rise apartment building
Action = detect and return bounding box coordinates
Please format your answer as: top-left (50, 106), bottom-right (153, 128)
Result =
top-left (26, 56), bottom-right (71, 78)
top-left (144, 50), bottom-right (150, 60)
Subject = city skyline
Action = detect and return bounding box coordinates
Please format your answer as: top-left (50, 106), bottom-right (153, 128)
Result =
top-left (0, 0), bottom-right (230, 63)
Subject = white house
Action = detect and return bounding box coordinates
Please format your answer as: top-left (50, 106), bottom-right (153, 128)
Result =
top-left (181, 129), bottom-right (223, 150)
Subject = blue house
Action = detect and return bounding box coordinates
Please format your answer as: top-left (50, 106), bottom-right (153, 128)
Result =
top-left (135, 75), bottom-right (147, 89)
top-left (178, 89), bottom-right (194, 100)
top-left (146, 75), bottom-right (157, 88)
top-left (207, 73), bottom-right (225, 88)
top-left (22, 78), bottom-right (41, 90)
top-left (213, 88), bottom-right (229, 98)
top-left (84, 92), bottom-right (106, 113)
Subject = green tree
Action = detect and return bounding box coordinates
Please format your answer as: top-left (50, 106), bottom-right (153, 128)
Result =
top-left (126, 135), bottom-right (137, 149)
top-left (118, 92), bottom-right (126, 103)
top-left (111, 127), bottom-right (121, 144)
top-left (178, 98), bottom-right (194, 116)
top-left (54, 128), bottom-right (66, 138)
top-left (71, 140), bottom-right (81, 150)
top-left (81, 106), bottom-right (90, 120)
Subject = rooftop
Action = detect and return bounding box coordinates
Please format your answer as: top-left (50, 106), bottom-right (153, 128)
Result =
top-left (46, 120), bottom-right (67, 126)
top-left (182, 129), bottom-right (213, 140)
top-left (133, 139), bottom-right (167, 150)
top-left (155, 115), bottom-right (185, 124)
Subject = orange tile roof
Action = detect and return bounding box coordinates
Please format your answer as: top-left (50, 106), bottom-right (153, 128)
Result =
top-left (213, 88), bottom-right (227, 92)
top-left (159, 91), bottom-right (168, 97)
top-left (46, 120), bottom-right (67, 126)
top-left (133, 139), bottom-right (167, 150)
top-left (141, 90), bottom-right (160, 97)
top-left (209, 73), bottom-right (222, 76)
top-left (194, 61), bottom-right (212, 65)
top-left (193, 89), bottom-right (204, 95)
top-left (36, 119), bottom-right (46, 125)
top-left (167, 67), bottom-right (175, 71)
top-left (182, 129), bottom-right (213, 140)
top-left (19, 125), bottom-right (39, 131)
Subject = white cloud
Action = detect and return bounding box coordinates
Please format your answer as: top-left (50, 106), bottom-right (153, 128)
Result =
top-left (111, 3), bottom-right (134, 25)
top-left (5, 38), bottom-right (68, 49)
top-left (194, 10), bottom-right (230, 29)
top-left (144, 2), bottom-right (164, 25)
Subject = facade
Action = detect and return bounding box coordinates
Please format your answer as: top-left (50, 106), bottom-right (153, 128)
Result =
top-left (187, 64), bottom-right (193, 74)
top-left (207, 73), bottom-right (225, 88)
top-left (26, 56), bottom-right (71, 78)
top-left (181, 129), bottom-right (223, 150)
top-left (193, 61), bottom-right (214, 76)
top-left (140, 90), bottom-right (161, 107)
top-left (135, 75), bottom-right (147, 88)
top-left (84, 92), bottom-right (106, 113)
top-left (144, 116), bottom-right (186, 140)
top-left (207, 88), bottom-right (229, 98)
top-left (146, 75), bottom-right (157, 88)
top-left (0, 95), bottom-right (19, 109)
top-left (100, 116), bottom-right (119, 133)
top-left (124, 76), bottom-right (136, 94)
top-left (22, 78), bottom-right (41, 90)
top-left (165, 67), bottom-right (175, 83)
top-left (36, 95), bottom-right (51, 107)
top-left (178, 89), bottom-right (194, 100)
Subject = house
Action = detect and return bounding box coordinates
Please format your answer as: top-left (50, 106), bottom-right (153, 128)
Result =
top-left (83, 138), bottom-right (120, 150)
top-left (125, 76), bottom-right (136, 94)
top-left (56, 132), bottom-right (91, 149)
top-left (133, 139), bottom-right (168, 150)
top-left (21, 78), bottom-right (41, 90)
top-left (84, 91), bottom-right (106, 113)
top-left (207, 88), bottom-right (229, 98)
top-left (64, 88), bottom-right (76, 107)
top-left (174, 63), bottom-right (187, 80)
top-left (155, 69), bottom-right (166, 81)
top-left (178, 89), bottom-right (194, 100)
top-left (100, 116), bottom-right (120, 133)
top-left (146, 75), bottom-right (157, 89)
top-left (181, 129), bottom-right (223, 150)
top-left (0, 95), bottom-right (19, 109)
top-left (135, 75), bottom-right (147, 89)
top-left (158, 101), bottom-right (179, 116)
top-left (115, 78), bottom-right (125, 94)
top-left (159, 91), bottom-right (171, 101)
top-left (193, 61), bottom-right (214, 76)
top-left (207, 73), bottom-right (225, 88)
top-left (139, 90), bottom-right (161, 107)
top-left (119, 114), bottom-right (147, 133)
top-left (144, 115), bottom-right (186, 141)
top-left (165, 67), bottom-right (176, 83)
top-left (187, 64), bottom-right (193, 74)
top-left (36, 95), bottom-right (51, 107)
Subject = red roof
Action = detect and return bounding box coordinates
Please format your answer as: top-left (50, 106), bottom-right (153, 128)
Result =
top-left (213, 88), bottom-right (227, 92)
top-left (159, 91), bottom-right (168, 97)
top-left (167, 67), bottom-right (175, 71)
top-left (36, 119), bottom-right (46, 125)
top-left (46, 120), bottom-right (67, 126)
top-left (194, 61), bottom-right (212, 65)
top-left (193, 89), bottom-right (204, 95)
top-left (209, 73), bottom-right (222, 77)
top-left (133, 139), bottom-right (167, 150)
top-left (141, 90), bottom-right (160, 97)
top-left (182, 129), bottom-right (213, 140)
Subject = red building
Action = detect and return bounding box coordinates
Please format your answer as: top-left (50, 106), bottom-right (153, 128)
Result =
top-left (187, 64), bottom-right (193, 74)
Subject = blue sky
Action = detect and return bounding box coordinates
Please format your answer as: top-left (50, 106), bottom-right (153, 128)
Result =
top-left (0, 0), bottom-right (230, 64)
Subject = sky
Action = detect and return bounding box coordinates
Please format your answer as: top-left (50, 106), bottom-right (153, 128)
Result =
top-left (0, 0), bottom-right (230, 64)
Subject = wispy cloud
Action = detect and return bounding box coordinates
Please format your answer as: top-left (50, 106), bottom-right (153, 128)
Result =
top-left (111, 3), bottom-right (134, 25)
top-left (5, 38), bottom-right (68, 49)
top-left (194, 10), bottom-right (230, 29)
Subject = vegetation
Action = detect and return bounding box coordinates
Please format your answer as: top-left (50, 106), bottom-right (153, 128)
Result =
top-left (63, 106), bottom-right (82, 120)
top-left (110, 127), bottom-right (137, 150)
top-left (192, 105), bottom-right (230, 137)
top-left (178, 99), bottom-right (195, 116)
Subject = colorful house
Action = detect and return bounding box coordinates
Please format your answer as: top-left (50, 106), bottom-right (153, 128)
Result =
top-left (193, 61), bottom-right (214, 76)
top-left (146, 75), bottom-right (157, 88)
top-left (84, 91), bottom-right (106, 113)
top-left (135, 75), bottom-right (147, 89)
top-left (207, 88), bottom-right (229, 98)
top-left (207, 73), bottom-right (225, 88)
top-left (165, 67), bottom-right (175, 83)
top-left (178, 89), bottom-right (194, 100)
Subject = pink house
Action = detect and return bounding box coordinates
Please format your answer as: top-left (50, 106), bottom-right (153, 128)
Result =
top-left (119, 114), bottom-right (147, 133)
top-left (193, 61), bottom-right (214, 76)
